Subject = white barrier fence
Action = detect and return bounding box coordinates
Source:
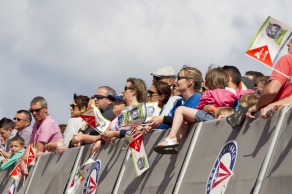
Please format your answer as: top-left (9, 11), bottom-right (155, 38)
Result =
top-left (0, 106), bottom-right (291, 194)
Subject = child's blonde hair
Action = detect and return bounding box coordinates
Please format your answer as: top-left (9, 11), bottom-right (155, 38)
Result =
top-left (240, 93), bottom-right (258, 107)
top-left (215, 107), bottom-right (235, 118)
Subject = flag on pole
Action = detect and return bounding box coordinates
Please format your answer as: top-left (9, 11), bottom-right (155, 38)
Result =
top-left (27, 147), bottom-right (37, 166)
top-left (9, 163), bottom-right (22, 181)
top-left (80, 105), bottom-right (110, 133)
top-left (246, 16), bottom-right (292, 67)
top-left (129, 132), bottom-right (149, 177)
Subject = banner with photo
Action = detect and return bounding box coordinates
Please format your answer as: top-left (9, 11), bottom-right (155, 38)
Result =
top-left (80, 105), bottom-right (110, 133)
top-left (129, 132), bottom-right (149, 177)
top-left (118, 102), bottom-right (161, 127)
top-left (246, 16), bottom-right (292, 68)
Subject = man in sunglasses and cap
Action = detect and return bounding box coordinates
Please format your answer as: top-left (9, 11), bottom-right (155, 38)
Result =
top-left (151, 66), bottom-right (176, 87)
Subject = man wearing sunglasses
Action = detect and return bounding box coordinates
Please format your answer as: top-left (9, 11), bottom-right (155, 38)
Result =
top-left (94, 86), bottom-right (117, 120)
top-left (13, 110), bottom-right (32, 147)
top-left (20, 96), bottom-right (62, 175)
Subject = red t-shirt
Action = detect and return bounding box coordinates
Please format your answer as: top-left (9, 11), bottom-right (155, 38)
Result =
top-left (269, 54), bottom-right (292, 101)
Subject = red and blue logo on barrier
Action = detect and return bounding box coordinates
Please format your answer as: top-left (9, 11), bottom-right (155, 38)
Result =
top-left (206, 141), bottom-right (237, 194)
top-left (82, 160), bottom-right (101, 194)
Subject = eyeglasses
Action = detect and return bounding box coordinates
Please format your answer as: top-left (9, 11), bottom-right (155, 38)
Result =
top-left (147, 90), bottom-right (160, 97)
top-left (94, 94), bottom-right (108, 100)
top-left (153, 76), bottom-right (162, 81)
top-left (29, 106), bottom-right (44, 114)
top-left (70, 104), bottom-right (78, 109)
top-left (177, 75), bottom-right (191, 80)
top-left (124, 86), bottom-right (134, 91)
top-left (13, 117), bottom-right (26, 122)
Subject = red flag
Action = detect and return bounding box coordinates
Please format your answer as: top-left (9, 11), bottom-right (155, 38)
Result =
top-left (245, 45), bottom-right (273, 67)
top-left (27, 147), bottom-right (36, 166)
top-left (9, 163), bottom-right (21, 181)
top-left (129, 133), bottom-right (143, 152)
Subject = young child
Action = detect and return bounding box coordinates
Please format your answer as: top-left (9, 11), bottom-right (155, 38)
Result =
top-left (0, 136), bottom-right (25, 170)
top-left (239, 93), bottom-right (258, 110)
top-left (214, 107), bottom-right (236, 120)
top-left (154, 67), bottom-right (239, 154)
top-left (0, 117), bottom-right (16, 152)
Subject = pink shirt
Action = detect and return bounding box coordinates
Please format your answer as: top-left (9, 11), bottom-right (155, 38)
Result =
top-left (30, 115), bottom-right (62, 146)
top-left (196, 88), bottom-right (238, 110)
top-left (270, 54), bottom-right (292, 101)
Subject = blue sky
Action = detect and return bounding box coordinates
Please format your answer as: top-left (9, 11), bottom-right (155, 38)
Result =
top-left (0, 0), bottom-right (291, 124)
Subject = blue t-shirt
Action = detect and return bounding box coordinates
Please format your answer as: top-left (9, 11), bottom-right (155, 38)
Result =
top-left (158, 92), bottom-right (202, 129)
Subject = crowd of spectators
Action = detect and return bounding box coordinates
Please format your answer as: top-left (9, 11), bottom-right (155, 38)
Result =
top-left (0, 40), bottom-right (291, 174)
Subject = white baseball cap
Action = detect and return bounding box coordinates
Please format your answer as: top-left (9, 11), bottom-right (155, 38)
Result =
top-left (151, 66), bottom-right (176, 77)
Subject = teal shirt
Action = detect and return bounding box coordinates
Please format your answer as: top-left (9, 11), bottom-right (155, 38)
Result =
top-left (0, 149), bottom-right (25, 170)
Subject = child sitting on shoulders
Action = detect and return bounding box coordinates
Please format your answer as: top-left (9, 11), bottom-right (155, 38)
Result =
top-left (154, 67), bottom-right (239, 154)
top-left (0, 136), bottom-right (25, 170)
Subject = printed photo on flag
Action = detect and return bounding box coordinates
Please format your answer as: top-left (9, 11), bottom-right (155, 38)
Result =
top-left (246, 16), bottom-right (292, 72)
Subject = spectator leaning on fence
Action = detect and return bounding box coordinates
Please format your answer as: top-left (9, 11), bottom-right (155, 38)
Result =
top-left (13, 110), bottom-right (32, 147)
top-left (247, 54), bottom-right (292, 119)
top-left (0, 136), bottom-right (25, 170)
top-left (20, 96), bottom-right (62, 175)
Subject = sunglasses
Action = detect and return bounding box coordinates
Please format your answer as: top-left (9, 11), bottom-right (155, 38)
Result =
top-left (177, 75), bottom-right (191, 80)
top-left (13, 117), bottom-right (26, 122)
top-left (124, 86), bottom-right (134, 91)
top-left (70, 104), bottom-right (78, 109)
top-left (29, 106), bottom-right (44, 114)
top-left (147, 90), bottom-right (161, 97)
top-left (94, 94), bottom-right (108, 100)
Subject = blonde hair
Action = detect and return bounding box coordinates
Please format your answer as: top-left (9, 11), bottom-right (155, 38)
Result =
top-left (180, 65), bottom-right (203, 92)
top-left (215, 107), bottom-right (235, 118)
top-left (240, 93), bottom-right (258, 107)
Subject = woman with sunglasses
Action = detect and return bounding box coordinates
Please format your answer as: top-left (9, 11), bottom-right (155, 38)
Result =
top-left (53, 94), bottom-right (89, 153)
top-left (95, 78), bottom-right (147, 148)
top-left (146, 65), bottom-right (203, 130)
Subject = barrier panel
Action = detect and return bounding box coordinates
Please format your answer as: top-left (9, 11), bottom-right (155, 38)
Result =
top-left (0, 164), bottom-right (15, 193)
top-left (113, 124), bottom-right (199, 194)
top-left (257, 106), bottom-right (292, 194)
top-left (1, 106), bottom-right (292, 194)
top-left (175, 108), bottom-right (284, 194)
top-left (24, 147), bottom-right (80, 194)
top-left (73, 138), bottom-right (128, 194)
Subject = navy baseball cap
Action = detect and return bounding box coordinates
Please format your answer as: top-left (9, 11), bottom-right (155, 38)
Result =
top-left (108, 94), bottom-right (125, 102)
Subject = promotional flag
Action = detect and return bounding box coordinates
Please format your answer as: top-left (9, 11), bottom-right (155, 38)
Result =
top-left (129, 132), bottom-right (149, 177)
top-left (246, 16), bottom-right (292, 74)
top-left (144, 102), bottom-right (161, 123)
top-left (9, 163), bottom-right (21, 181)
top-left (6, 180), bottom-right (17, 194)
top-left (65, 174), bottom-right (84, 194)
top-left (27, 147), bottom-right (37, 166)
top-left (65, 156), bottom-right (97, 194)
top-left (80, 105), bottom-right (110, 133)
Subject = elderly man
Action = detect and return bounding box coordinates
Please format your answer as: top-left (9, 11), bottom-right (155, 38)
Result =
top-left (151, 66), bottom-right (176, 87)
top-left (95, 86), bottom-right (116, 120)
top-left (247, 54), bottom-right (292, 119)
top-left (13, 110), bottom-right (32, 147)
